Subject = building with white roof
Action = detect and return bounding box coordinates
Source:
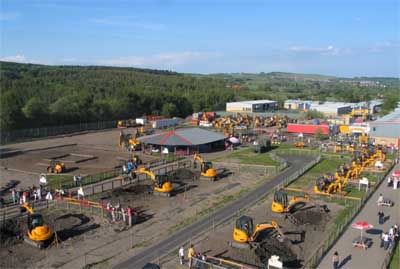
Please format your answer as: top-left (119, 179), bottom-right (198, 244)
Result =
top-left (226, 100), bottom-right (278, 113)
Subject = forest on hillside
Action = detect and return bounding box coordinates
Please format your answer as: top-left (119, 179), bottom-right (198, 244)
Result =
top-left (0, 61), bottom-right (399, 130)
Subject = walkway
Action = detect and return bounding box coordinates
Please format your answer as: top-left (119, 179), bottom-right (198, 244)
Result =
top-left (318, 164), bottom-right (400, 269)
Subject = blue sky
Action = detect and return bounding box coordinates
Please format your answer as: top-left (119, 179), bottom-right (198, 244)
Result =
top-left (1, 0), bottom-right (399, 77)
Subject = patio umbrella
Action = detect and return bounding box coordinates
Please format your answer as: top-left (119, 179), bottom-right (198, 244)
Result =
top-left (352, 221), bottom-right (373, 239)
top-left (229, 137), bottom-right (240, 144)
top-left (392, 170), bottom-right (400, 177)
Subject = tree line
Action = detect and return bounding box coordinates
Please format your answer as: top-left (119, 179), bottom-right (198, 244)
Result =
top-left (0, 61), bottom-right (398, 130)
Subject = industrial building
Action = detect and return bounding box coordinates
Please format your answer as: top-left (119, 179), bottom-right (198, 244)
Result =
top-left (284, 100), bottom-right (312, 110)
top-left (309, 102), bottom-right (353, 117)
top-left (369, 108), bottom-right (400, 146)
top-left (138, 127), bottom-right (226, 154)
top-left (226, 100), bottom-right (278, 113)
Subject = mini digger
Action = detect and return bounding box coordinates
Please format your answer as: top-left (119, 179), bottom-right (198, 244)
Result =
top-left (133, 167), bottom-right (173, 196)
top-left (47, 160), bottom-right (66, 174)
top-left (272, 190), bottom-right (329, 224)
top-left (193, 153), bottom-right (217, 181)
top-left (232, 215), bottom-right (285, 249)
top-left (21, 202), bottom-right (53, 248)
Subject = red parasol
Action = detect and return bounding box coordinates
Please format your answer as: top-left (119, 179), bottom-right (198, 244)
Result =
top-left (352, 221), bottom-right (373, 238)
top-left (392, 170), bottom-right (400, 177)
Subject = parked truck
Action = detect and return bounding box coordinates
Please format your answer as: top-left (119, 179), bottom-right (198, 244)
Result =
top-left (152, 118), bottom-right (179, 129)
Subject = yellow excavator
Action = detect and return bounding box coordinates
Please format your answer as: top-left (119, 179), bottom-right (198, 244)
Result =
top-left (294, 136), bottom-right (305, 148)
top-left (21, 202), bottom-right (53, 248)
top-left (232, 216), bottom-right (285, 249)
top-left (119, 131), bottom-right (141, 151)
top-left (314, 174), bottom-right (343, 195)
top-left (47, 160), bottom-right (66, 174)
top-left (271, 190), bottom-right (310, 214)
top-left (193, 154), bottom-right (217, 181)
top-left (133, 167), bottom-right (173, 196)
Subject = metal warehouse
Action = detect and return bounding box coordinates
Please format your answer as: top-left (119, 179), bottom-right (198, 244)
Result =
top-left (138, 127), bottom-right (226, 153)
top-left (370, 108), bottom-right (400, 146)
top-left (226, 100), bottom-right (278, 113)
top-left (309, 102), bottom-right (353, 117)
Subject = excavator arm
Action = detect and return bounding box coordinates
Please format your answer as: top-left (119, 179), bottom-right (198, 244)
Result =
top-left (134, 167), bottom-right (173, 195)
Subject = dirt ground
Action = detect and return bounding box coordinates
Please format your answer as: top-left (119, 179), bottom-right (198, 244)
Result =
top-left (0, 210), bottom-right (103, 268)
top-left (161, 194), bottom-right (343, 269)
top-left (0, 128), bottom-right (158, 190)
top-left (1, 163), bottom-right (274, 268)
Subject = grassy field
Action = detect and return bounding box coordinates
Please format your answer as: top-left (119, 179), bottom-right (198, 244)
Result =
top-left (212, 148), bottom-right (278, 166)
top-left (289, 158), bottom-right (344, 189)
top-left (46, 174), bottom-right (74, 189)
top-left (390, 243), bottom-right (400, 269)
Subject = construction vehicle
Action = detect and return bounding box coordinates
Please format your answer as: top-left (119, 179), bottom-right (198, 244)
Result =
top-left (117, 119), bottom-right (139, 128)
top-left (119, 131), bottom-right (141, 151)
top-left (294, 135), bottom-right (305, 148)
top-left (232, 215), bottom-right (285, 249)
top-left (21, 202), bottom-right (53, 248)
top-left (193, 154), bottom-right (217, 181)
top-left (314, 174), bottom-right (343, 195)
top-left (271, 190), bottom-right (310, 214)
top-left (251, 138), bottom-right (271, 153)
top-left (335, 142), bottom-right (344, 153)
top-left (47, 160), bottom-right (66, 174)
top-left (350, 108), bottom-right (370, 121)
top-left (133, 167), bottom-right (173, 196)
top-left (121, 155), bottom-right (142, 175)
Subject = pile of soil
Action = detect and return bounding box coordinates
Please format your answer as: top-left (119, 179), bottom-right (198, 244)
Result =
top-left (292, 208), bottom-right (329, 226)
top-left (168, 168), bottom-right (196, 182)
top-left (255, 238), bottom-right (301, 268)
top-left (0, 218), bottom-right (23, 246)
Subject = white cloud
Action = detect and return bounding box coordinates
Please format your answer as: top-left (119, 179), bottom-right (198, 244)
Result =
top-left (369, 42), bottom-right (400, 53)
top-left (289, 45), bottom-right (344, 56)
top-left (355, 17), bottom-right (361, 22)
top-left (0, 54), bottom-right (45, 64)
top-left (0, 12), bottom-right (19, 21)
top-left (97, 51), bottom-right (223, 67)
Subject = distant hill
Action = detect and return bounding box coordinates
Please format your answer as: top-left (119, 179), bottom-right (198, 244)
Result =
top-left (0, 61), bottom-right (398, 131)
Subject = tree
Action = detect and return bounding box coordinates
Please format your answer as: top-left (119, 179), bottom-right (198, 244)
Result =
top-left (380, 93), bottom-right (399, 115)
top-left (315, 128), bottom-right (327, 141)
top-left (306, 109), bottom-right (324, 119)
top-left (161, 103), bottom-right (178, 117)
top-left (0, 91), bottom-right (24, 130)
top-left (22, 97), bottom-right (48, 120)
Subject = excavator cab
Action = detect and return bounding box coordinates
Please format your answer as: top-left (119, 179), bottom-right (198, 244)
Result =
top-left (272, 190), bottom-right (288, 213)
top-left (47, 160), bottom-right (65, 174)
top-left (233, 215), bottom-right (254, 243)
top-left (22, 203), bottom-right (53, 248)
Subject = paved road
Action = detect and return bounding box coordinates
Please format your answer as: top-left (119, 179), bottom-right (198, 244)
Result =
top-left (318, 164), bottom-right (400, 269)
top-left (114, 155), bottom-right (315, 269)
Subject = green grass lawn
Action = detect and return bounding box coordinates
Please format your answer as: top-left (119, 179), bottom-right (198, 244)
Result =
top-left (289, 159), bottom-right (344, 189)
top-left (390, 243), bottom-right (400, 269)
top-left (212, 148), bottom-right (278, 166)
top-left (46, 174), bottom-right (74, 189)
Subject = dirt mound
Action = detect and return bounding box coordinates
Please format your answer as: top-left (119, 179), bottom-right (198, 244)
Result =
top-left (292, 208), bottom-right (329, 226)
top-left (0, 218), bottom-right (23, 246)
top-left (255, 238), bottom-right (301, 268)
top-left (168, 168), bottom-right (196, 182)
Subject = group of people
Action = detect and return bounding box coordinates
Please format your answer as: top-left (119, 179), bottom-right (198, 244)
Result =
top-left (178, 245), bottom-right (206, 268)
top-left (380, 224), bottom-right (399, 250)
top-left (106, 201), bottom-right (137, 226)
top-left (11, 186), bottom-right (43, 205)
top-left (387, 175), bottom-right (399, 190)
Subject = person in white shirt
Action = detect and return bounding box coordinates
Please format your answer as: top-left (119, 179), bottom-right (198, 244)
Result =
top-left (179, 246), bottom-right (185, 265)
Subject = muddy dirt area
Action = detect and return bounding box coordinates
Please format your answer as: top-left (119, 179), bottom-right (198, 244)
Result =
top-left (0, 127), bottom-right (159, 190)
top-left (161, 194), bottom-right (343, 269)
top-left (0, 211), bottom-right (101, 268)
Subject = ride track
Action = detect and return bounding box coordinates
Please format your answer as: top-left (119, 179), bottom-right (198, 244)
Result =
top-left (114, 155), bottom-right (316, 269)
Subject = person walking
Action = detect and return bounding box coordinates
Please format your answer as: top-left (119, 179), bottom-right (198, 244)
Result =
top-left (179, 246), bottom-right (185, 265)
top-left (122, 207), bottom-right (126, 223)
top-left (11, 189), bottom-right (16, 204)
top-left (378, 210), bottom-right (385, 225)
top-left (332, 251), bottom-right (339, 269)
top-left (383, 232), bottom-right (390, 250)
top-left (37, 186), bottom-right (42, 201)
top-left (127, 206), bottom-right (132, 226)
top-left (188, 244), bottom-right (195, 269)
top-left (394, 177), bottom-right (398, 190)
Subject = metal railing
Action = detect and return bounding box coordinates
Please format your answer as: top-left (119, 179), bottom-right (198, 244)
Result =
top-left (303, 161), bottom-right (396, 268)
top-left (0, 121), bottom-right (117, 144)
